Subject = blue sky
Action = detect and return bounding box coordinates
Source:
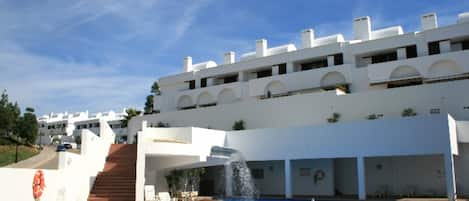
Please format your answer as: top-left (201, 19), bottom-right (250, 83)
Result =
top-left (0, 0), bottom-right (468, 115)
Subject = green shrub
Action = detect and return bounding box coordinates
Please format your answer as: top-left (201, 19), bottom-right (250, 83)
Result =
top-left (232, 120), bottom-right (245, 130)
top-left (366, 114), bottom-right (378, 120)
top-left (402, 108), bottom-right (417, 117)
top-left (327, 113), bottom-right (340, 123)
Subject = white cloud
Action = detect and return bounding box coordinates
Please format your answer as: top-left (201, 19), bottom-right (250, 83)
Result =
top-left (0, 43), bottom-right (153, 115)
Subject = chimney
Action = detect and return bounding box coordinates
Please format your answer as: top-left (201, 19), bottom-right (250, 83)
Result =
top-left (183, 56), bottom-right (192, 72)
top-left (458, 12), bottom-right (469, 24)
top-left (301, 29), bottom-right (315, 48)
top-left (256, 39), bottom-right (267, 57)
top-left (353, 16), bottom-right (371, 41)
top-left (421, 13), bottom-right (438, 30)
top-left (224, 51), bottom-right (235, 64)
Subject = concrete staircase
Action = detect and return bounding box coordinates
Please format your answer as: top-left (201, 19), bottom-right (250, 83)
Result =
top-left (88, 144), bottom-right (137, 201)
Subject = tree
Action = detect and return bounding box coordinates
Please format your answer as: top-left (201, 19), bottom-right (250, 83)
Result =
top-left (151, 81), bottom-right (160, 95)
top-left (15, 107), bottom-right (38, 144)
top-left (121, 108), bottom-right (142, 128)
top-left (144, 81), bottom-right (160, 114)
top-left (0, 90), bottom-right (20, 136)
top-left (143, 95), bottom-right (154, 115)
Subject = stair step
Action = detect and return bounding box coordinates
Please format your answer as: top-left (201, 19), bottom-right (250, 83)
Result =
top-left (89, 193), bottom-right (134, 197)
top-left (88, 144), bottom-right (136, 201)
top-left (88, 198), bottom-right (134, 201)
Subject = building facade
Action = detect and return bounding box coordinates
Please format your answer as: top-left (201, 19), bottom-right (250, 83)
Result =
top-left (37, 109), bottom-right (128, 144)
top-left (130, 12), bottom-right (469, 201)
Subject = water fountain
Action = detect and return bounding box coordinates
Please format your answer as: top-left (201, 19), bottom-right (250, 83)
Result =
top-left (210, 146), bottom-right (258, 200)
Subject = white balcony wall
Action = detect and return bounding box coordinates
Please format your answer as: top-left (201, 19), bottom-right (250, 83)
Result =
top-left (248, 65), bottom-right (352, 97)
top-left (225, 115), bottom-right (457, 161)
top-left (129, 79), bottom-right (469, 141)
top-left (368, 50), bottom-right (469, 83)
top-left (176, 82), bottom-right (246, 107)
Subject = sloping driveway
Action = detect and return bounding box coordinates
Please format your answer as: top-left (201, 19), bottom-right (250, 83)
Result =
top-left (6, 146), bottom-right (57, 169)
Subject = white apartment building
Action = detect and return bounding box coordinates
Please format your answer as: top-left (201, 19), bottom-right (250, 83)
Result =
top-left (37, 109), bottom-right (127, 144)
top-left (129, 12), bottom-right (469, 201)
top-left (37, 111), bottom-right (88, 145)
top-left (73, 110), bottom-right (128, 143)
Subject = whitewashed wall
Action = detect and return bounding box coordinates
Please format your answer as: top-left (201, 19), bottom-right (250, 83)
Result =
top-left (130, 79), bottom-right (469, 144)
top-left (0, 120), bottom-right (115, 201)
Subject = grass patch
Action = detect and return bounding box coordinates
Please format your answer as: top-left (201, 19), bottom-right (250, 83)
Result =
top-left (0, 145), bottom-right (39, 167)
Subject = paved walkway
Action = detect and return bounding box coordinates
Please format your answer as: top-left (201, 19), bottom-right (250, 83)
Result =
top-left (6, 146), bottom-right (57, 169)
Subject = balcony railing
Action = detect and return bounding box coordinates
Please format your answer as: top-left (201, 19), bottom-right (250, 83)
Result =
top-left (368, 49), bottom-right (469, 84)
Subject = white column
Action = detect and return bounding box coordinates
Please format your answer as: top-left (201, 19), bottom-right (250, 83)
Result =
top-left (195, 79), bottom-right (201, 89)
top-left (272, 65), bottom-right (279, 76)
top-left (439, 40), bottom-right (451, 53)
top-left (286, 62), bottom-right (294, 73)
top-left (225, 163), bottom-right (233, 197)
top-left (284, 159), bottom-right (292, 198)
top-left (397, 48), bottom-right (407, 60)
top-left (357, 157), bottom-right (366, 200)
top-left (444, 154), bottom-right (457, 201)
top-left (207, 78), bottom-right (214, 87)
top-left (327, 55), bottom-right (334, 67)
top-left (136, 140), bottom-right (146, 201)
top-left (238, 71), bottom-right (247, 82)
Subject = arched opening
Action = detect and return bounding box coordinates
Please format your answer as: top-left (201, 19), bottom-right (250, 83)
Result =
top-left (387, 66), bottom-right (422, 88)
top-left (218, 88), bottom-right (237, 105)
top-left (197, 92), bottom-right (216, 107)
top-left (320, 72), bottom-right (348, 92)
top-left (428, 60), bottom-right (461, 78)
top-left (264, 81), bottom-right (288, 98)
top-left (426, 60), bottom-right (467, 83)
top-left (177, 95), bottom-right (195, 110)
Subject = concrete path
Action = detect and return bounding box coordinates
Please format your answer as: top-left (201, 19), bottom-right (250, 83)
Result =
top-left (6, 146), bottom-right (57, 169)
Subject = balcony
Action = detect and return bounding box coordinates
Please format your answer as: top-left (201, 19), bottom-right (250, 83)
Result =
top-left (248, 64), bottom-right (352, 97)
top-left (368, 50), bottom-right (469, 85)
top-left (175, 81), bottom-right (247, 110)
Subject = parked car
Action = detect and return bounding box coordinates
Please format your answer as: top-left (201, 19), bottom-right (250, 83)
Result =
top-left (56, 145), bottom-right (66, 152)
top-left (63, 144), bottom-right (73, 149)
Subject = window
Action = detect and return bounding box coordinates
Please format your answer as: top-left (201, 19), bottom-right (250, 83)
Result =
top-left (89, 124), bottom-right (93, 128)
top-left (251, 168), bottom-right (264, 179)
top-left (430, 108), bottom-right (440, 114)
top-left (334, 54), bottom-right (344, 65)
top-left (77, 125), bottom-right (81, 129)
top-left (428, 41), bottom-right (440, 55)
top-left (201, 78), bottom-right (207, 88)
top-left (301, 59), bottom-right (328, 71)
top-left (93, 123), bottom-right (100, 128)
top-left (371, 52), bottom-right (397, 64)
top-left (462, 41), bottom-right (469, 50)
top-left (188, 80), bottom-right (195, 89)
top-left (463, 106), bottom-right (469, 110)
top-left (223, 75), bottom-right (238, 84)
top-left (278, 63), bottom-right (287, 74)
top-left (406, 45), bottom-right (417, 58)
top-left (257, 69), bottom-right (272, 78)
